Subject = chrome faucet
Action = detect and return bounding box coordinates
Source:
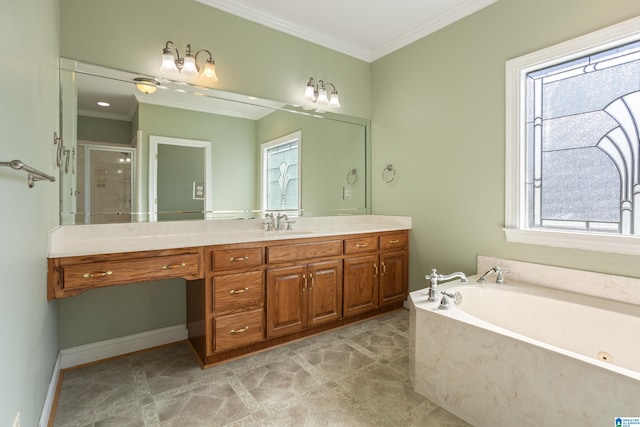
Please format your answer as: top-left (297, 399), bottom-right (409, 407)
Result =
top-left (477, 266), bottom-right (509, 284)
top-left (276, 213), bottom-right (288, 231)
top-left (264, 213), bottom-right (275, 231)
top-left (426, 268), bottom-right (468, 302)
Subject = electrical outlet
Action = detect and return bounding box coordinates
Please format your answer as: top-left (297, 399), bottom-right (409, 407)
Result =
top-left (12, 411), bottom-right (20, 427)
top-left (343, 186), bottom-right (352, 200)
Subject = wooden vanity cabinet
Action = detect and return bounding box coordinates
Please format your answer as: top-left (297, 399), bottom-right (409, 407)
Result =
top-left (209, 246), bottom-right (265, 353)
top-left (266, 260), bottom-right (343, 338)
top-left (343, 231), bottom-right (409, 316)
top-left (48, 247), bottom-right (203, 299)
top-left (379, 232), bottom-right (409, 306)
top-left (49, 229), bottom-right (408, 368)
top-left (265, 240), bottom-right (343, 338)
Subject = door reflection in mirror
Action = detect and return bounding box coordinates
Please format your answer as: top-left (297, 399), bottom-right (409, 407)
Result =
top-left (148, 136), bottom-right (212, 222)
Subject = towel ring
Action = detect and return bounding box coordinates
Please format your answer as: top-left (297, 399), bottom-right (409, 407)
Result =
top-left (346, 168), bottom-right (358, 185)
top-left (382, 164), bottom-right (396, 183)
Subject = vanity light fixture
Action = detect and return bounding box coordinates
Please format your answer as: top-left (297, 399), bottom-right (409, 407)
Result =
top-left (303, 77), bottom-right (340, 108)
top-left (133, 77), bottom-right (160, 94)
top-left (160, 41), bottom-right (218, 82)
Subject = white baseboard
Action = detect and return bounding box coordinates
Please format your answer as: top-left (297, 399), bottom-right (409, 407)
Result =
top-left (38, 354), bottom-right (61, 427)
top-left (59, 324), bottom-right (188, 369)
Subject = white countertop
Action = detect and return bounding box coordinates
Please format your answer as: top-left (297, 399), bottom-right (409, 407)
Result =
top-left (48, 215), bottom-right (412, 257)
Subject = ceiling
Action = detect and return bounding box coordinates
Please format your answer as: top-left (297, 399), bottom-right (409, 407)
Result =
top-left (196, 0), bottom-right (497, 62)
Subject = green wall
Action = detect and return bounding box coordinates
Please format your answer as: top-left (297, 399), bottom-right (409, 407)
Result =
top-left (371, 0), bottom-right (640, 291)
top-left (0, 0), bottom-right (59, 426)
top-left (78, 115), bottom-right (132, 144)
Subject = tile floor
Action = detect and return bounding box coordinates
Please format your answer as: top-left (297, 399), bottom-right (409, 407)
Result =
top-left (52, 309), bottom-right (471, 426)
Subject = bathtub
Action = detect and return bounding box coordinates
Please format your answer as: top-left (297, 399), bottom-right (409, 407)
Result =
top-left (410, 277), bottom-right (640, 426)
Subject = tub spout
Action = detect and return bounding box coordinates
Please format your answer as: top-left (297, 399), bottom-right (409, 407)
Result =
top-left (426, 269), bottom-right (468, 302)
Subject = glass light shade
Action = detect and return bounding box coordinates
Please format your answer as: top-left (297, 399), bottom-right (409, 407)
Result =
top-left (181, 55), bottom-right (198, 76)
top-left (160, 53), bottom-right (178, 72)
top-left (135, 82), bottom-right (158, 94)
top-left (303, 84), bottom-right (316, 101)
top-left (328, 92), bottom-right (340, 108)
top-left (317, 87), bottom-right (329, 104)
top-left (202, 60), bottom-right (218, 81)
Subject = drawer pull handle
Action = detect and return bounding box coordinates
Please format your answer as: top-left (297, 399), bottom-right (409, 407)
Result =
top-left (381, 262), bottom-right (387, 275)
top-left (230, 326), bottom-right (249, 335)
top-left (388, 239), bottom-right (400, 243)
top-left (302, 274), bottom-right (307, 291)
top-left (83, 271), bottom-right (112, 278)
top-left (229, 287), bottom-right (249, 294)
top-left (230, 256), bottom-right (249, 262)
top-left (163, 263), bottom-right (186, 270)
top-left (373, 263), bottom-right (378, 277)
top-left (356, 243), bottom-right (368, 248)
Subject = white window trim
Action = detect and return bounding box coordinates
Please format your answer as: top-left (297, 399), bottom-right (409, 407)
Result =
top-left (504, 16), bottom-right (640, 255)
top-left (260, 130), bottom-right (302, 213)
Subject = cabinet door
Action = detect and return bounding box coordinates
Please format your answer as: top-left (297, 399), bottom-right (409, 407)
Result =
top-left (307, 260), bottom-right (343, 327)
top-left (380, 251), bottom-right (408, 306)
top-left (343, 255), bottom-right (379, 317)
top-left (266, 265), bottom-right (307, 338)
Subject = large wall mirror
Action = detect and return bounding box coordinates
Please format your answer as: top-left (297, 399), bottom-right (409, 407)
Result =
top-left (58, 59), bottom-right (370, 225)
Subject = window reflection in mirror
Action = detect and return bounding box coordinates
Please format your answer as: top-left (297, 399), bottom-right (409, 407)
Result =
top-left (262, 131), bottom-right (300, 213)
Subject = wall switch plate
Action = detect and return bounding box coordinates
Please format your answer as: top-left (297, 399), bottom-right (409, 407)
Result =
top-left (343, 186), bottom-right (352, 200)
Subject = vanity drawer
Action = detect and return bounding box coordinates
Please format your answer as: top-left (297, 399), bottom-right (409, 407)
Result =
top-left (214, 309), bottom-right (264, 352)
top-left (379, 232), bottom-right (408, 251)
top-left (61, 253), bottom-right (200, 290)
top-left (211, 247), bottom-right (263, 271)
top-left (212, 271), bottom-right (264, 313)
top-left (266, 240), bottom-right (342, 264)
top-left (344, 236), bottom-right (378, 255)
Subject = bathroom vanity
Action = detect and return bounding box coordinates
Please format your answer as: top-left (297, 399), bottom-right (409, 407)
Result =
top-left (47, 215), bottom-right (410, 367)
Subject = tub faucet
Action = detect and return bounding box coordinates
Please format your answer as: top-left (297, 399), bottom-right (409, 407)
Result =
top-left (477, 266), bottom-right (509, 284)
top-left (426, 269), bottom-right (468, 302)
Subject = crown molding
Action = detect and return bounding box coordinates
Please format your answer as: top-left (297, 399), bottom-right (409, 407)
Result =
top-left (371, 0), bottom-right (498, 61)
top-left (196, 0), bottom-right (498, 62)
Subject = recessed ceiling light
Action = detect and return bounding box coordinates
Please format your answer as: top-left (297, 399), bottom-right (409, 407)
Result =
top-left (97, 101), bottom-right (110, 107)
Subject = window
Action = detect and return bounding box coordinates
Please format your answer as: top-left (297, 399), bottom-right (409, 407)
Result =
top-left (261, 131), bottom-right (301, 212)
top-left (505, 17), bottom-right (640, 255)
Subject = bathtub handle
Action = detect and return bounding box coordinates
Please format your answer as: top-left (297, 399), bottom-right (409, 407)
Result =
top-left (442, 291), bottom-right (462, 305)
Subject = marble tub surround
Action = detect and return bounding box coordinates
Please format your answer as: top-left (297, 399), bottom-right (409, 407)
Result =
top-left (410, 259), bottom-right (640, 426)
top-left (52, 310), bottom-right (470, 427)
top-left (477, 255), bottom-right (640, 306)
top-left (48, 215), bottom-right (411, 257)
